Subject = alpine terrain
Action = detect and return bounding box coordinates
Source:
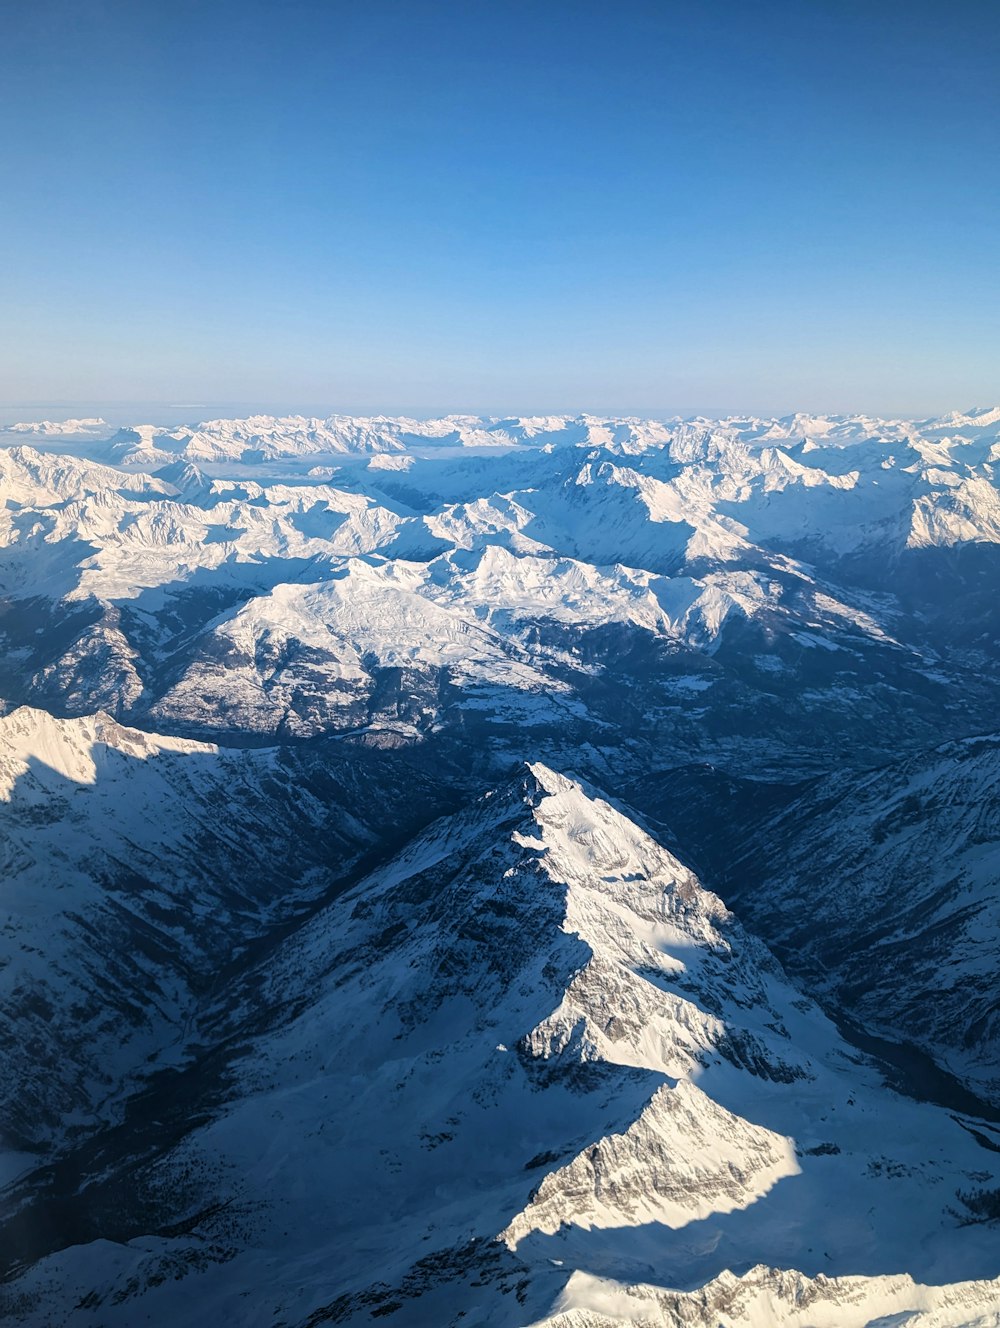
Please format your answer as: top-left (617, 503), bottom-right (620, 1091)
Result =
top-left (2, 408), bottom-right (1000, 1327)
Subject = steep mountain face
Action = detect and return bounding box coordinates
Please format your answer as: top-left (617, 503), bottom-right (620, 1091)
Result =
top-left (2, 409), bottom-right (1000, 1326)
top-left (3, 767), bottom-right (999, 1326)
top-left (637, 735), bottom-right (1000, 1110)
top-left (0, 706), bottom-right (459, 1157)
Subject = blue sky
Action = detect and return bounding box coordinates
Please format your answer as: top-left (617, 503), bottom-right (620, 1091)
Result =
top-left (2, 0), bottom-right (998, 416)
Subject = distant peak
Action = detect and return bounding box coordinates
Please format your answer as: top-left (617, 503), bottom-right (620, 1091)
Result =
top-left (937, 405), bottom-right (1000, 429)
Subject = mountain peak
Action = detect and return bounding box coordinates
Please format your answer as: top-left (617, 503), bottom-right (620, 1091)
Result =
top-left (524, 759), bottom-right (576, 796)
top-left (0, 706), bottom-right (216, 798)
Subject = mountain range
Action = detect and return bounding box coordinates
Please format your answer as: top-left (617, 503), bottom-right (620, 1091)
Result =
top-left (2, 410), bottom-right (1000, 1325)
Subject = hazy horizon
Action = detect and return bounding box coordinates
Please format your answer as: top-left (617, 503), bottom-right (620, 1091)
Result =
top-left (2, 399), bottom-right (1000, 433)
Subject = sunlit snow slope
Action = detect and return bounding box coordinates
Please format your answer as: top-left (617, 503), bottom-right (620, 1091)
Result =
top-left (3, 766), bottom-right (1000, 1326)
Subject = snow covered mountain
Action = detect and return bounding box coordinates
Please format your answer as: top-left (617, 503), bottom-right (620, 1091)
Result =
top-left (2, 403), bottom-right (982, 467)
top-left (2, 405), bottom-right (1000, 772)
top-left (4, 765), bottom-right (1000, 1326)
top-left (0, 705), bottom-right (458, 1157)
top-left (2, 408), bottom-right (1000, 1325)
top-left (637, 734), bottom-right (1000, 1111)
top-left (6, 418), bottom-right (110, 438)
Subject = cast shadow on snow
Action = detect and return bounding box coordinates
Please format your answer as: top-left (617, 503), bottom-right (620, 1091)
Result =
top-left (0, 738), bottom-right (464, 1272)
top-left (293, 895), bottom-right (1000, 1327)
top-left (2, 741), bottom-right (1000, 1323)
top-left (509, 1147), bottom-right (1000, 1292)
top-left (0, 752), bottom-right (707, 1321)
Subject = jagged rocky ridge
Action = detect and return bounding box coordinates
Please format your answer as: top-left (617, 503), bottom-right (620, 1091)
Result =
top-left (632, 733), bottom-right (1000, 1111)
top-left (2, 759), bottom-right (1000, 1325)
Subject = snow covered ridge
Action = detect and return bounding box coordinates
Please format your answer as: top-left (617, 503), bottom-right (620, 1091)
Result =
top-left (0, 703), bottom-right (213, 799)
top-left (6, 417), bottom-right (110, 437)
top-left (2, 404), bottom-right (1000, 773)
top-left (5, 758), bottom-right (1000, 1325)
top-left (93, 402), bottom-right (1000, 464)
top-left (532, 1265), bottom-right (1000, 1327)
top-left (0, 704), bottom-right (457, 1151)
top-left (6, 404), bottom-right (1000, 463)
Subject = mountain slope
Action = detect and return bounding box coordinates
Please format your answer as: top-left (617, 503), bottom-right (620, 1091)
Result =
top-left (4, 766), bottom-right (999, 1326)
top-left (531, 1265), bottom-right (1000, 1328)
top-left (674, 734), bottom-right (1000, 1109)
top-left (0, 706), bottom-right (458, 1159)
top-left (2, 408), bottom-right (1000, 1324)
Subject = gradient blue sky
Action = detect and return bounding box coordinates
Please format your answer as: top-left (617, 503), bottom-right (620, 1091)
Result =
top-left (2, 0), bottom-right (998, 416)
